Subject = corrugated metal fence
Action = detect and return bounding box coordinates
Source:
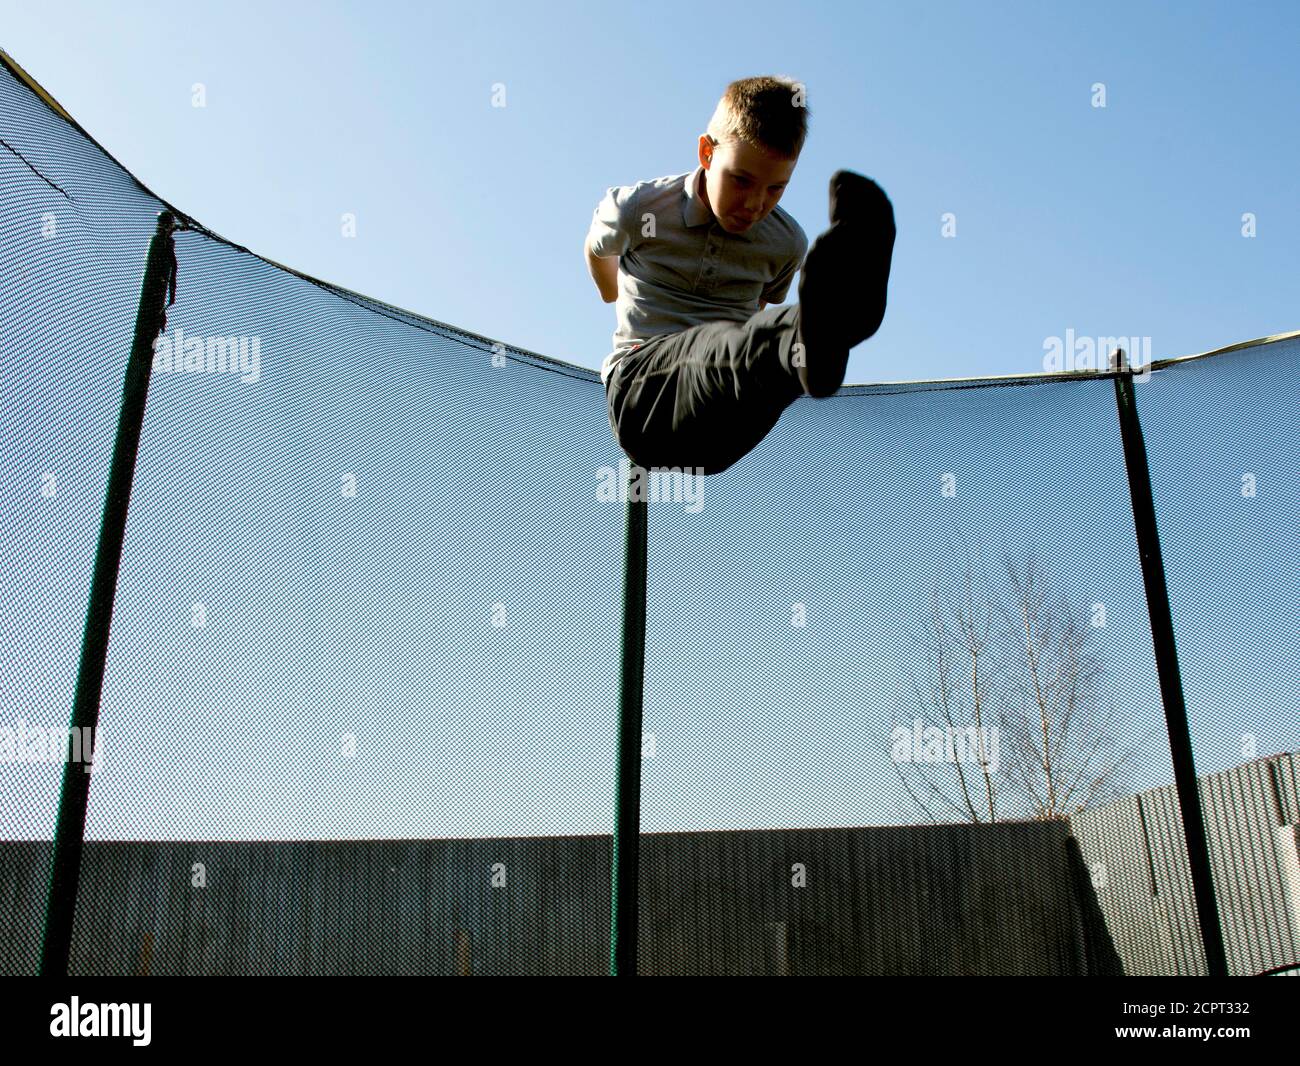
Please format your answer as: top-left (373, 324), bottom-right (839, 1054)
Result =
top-left (2, 822), bottom-right (1114, 976)
top-left (1068, 752), bottom-right (1300, 976)
top-left (2, 753), bottom-right (1296, 975)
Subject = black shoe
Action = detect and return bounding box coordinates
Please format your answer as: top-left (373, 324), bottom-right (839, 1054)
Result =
top-left (795, 170), bottom-right (896, 397)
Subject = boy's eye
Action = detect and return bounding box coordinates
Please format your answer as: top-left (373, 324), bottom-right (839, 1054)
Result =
top-left (735, 176), bottom-right (785, 192)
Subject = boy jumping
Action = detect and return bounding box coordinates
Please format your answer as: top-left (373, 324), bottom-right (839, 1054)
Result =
top-left (586, 75), bottom-right (896, 476)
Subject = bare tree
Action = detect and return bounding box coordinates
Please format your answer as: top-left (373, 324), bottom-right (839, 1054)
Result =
top-left (892, 544), bottom-right (1151, 823)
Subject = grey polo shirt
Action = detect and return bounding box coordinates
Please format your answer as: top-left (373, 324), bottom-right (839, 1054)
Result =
top-left (588, 164), bottom-right (809, 386)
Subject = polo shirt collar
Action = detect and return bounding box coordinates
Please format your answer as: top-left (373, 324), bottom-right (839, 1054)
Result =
top-left (683, 164), bottom-right (716, 228)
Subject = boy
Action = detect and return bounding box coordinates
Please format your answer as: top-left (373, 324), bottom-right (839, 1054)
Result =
top-left (586, 75), bottom-right (896, 476)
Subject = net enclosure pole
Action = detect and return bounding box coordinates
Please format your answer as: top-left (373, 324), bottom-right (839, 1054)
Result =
top-left (1111, 348), bottom-right (1229, 977)
top-left (40, 210), bottom-right (180, 976)
top-left (611, 464), bottom-right (649, 975)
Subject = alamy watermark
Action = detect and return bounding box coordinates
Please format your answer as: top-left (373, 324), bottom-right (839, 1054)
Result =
top-left (0, 718), bottom-right (101, 773)
top-left (891, 718), bottom-right (998, 774)
top-left (50, 997), bottom-right (150, 1046)
top-left (596, 456), bottom-right (704, 513)
top-left (1043, 330), bottom-right (1152, 382)
top-left (152, 325), bottom-right (261, 383)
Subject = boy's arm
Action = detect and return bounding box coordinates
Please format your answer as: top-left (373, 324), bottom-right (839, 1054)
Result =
top-left (586, 183), bottom-right (638, 304)
top-left (758, 230), bottom-right (808, 315)
top-left (585, 241), bottom-right (620, 303)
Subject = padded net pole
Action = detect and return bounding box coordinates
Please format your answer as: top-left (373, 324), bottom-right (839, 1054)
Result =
top-left (610, 465), bottom-right (648, 975)
top-left (1111, 348), bottom-right (1229, 977)
top-left (39, 210), bottom-right (179, 976)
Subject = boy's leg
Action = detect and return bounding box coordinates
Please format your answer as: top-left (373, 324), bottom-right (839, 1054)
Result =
top-left (605, 303), bottom-right (805, 476)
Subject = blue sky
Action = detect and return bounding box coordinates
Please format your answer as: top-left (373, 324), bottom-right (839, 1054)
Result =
top-left (1, 0), bottom-right (1296, 381)
top-left (0, 1), bottom-right (1296, 841)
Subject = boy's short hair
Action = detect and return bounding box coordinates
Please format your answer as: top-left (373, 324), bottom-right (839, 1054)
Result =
top-left (705, 75), bottom-right (810, 160)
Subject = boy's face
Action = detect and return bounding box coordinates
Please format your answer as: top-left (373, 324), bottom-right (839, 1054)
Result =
top-left (698, 135), bottom-right (796, 235)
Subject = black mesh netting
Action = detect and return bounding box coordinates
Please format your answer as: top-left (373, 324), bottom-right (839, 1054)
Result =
top-left (2, 50), bottom-right (1298, 976)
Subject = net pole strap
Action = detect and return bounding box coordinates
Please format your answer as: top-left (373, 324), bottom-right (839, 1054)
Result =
top-left (610, 467), bottom-right (648, 976)
top-left (1111, 348), bottom-right (1230, 977)
top-left (39, 210), bottom-right (180, 976)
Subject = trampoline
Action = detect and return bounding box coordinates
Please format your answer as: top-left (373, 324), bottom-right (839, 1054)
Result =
top-left (2, 46), bottom-right (1299, 977)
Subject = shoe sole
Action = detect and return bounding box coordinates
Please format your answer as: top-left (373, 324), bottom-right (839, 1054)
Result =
top-left (796, 172), bottom-right (896, 397)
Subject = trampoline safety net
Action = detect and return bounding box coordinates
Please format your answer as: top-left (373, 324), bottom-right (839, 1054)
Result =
top-left (2, 49), bottom-right (1299, 976)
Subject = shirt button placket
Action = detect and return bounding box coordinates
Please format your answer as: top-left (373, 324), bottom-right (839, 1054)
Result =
top-left (703, 225), bottom-right (722, 291)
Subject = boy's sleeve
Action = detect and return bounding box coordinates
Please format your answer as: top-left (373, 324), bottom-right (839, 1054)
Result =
top-left (586, 183), bottom-right (640, 259)
top-left (761, 228), bottom-right (809, 304)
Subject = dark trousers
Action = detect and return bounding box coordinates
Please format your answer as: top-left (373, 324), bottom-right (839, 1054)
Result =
top-left (604, 303), bottom-right (806, 476)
